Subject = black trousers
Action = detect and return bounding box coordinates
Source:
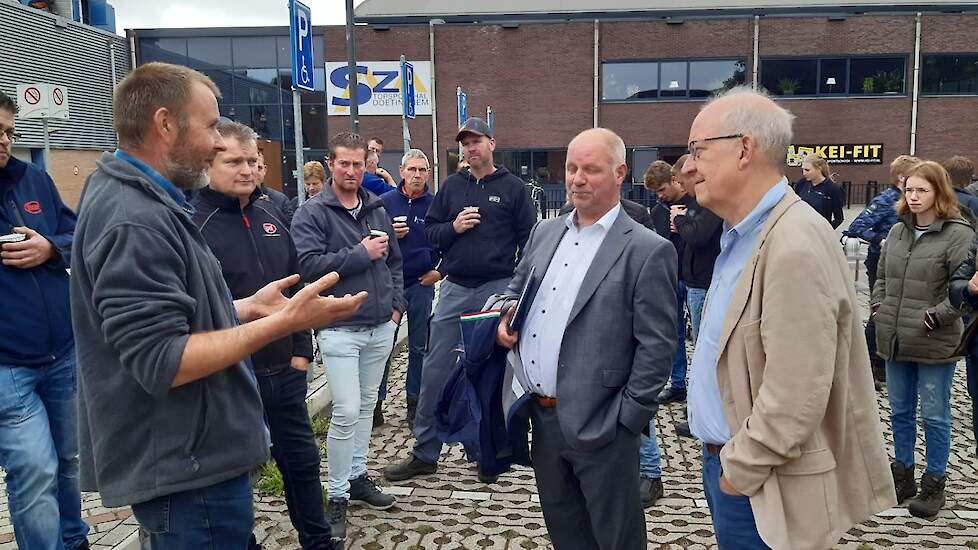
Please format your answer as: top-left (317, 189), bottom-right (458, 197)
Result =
top-left (529, 403), bottom-right (646, 550)
top-left (255, 368), bottom-right (333, 550)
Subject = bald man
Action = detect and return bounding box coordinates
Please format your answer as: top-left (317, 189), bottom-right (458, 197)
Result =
top-left (496, 128), bottom-right (678, 550)
top-left (682, 87), bottom-right (894, 549)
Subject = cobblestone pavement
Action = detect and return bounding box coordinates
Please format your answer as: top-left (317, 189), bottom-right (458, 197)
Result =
top-left (1, 208), bottom-right (977, 549)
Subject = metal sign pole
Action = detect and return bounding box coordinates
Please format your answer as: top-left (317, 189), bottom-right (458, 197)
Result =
top-left (42, 118), bottom-right (51, 170)
top-left (345, 0), bottom-right (359, 134)
top-left (400, 55), bottom-right (411, 154)
top-left (294, 91), bottom-right (306, 203)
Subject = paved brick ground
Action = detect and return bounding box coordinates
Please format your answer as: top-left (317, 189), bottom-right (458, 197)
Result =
top-left (2, 208), bottom-right (977, 548)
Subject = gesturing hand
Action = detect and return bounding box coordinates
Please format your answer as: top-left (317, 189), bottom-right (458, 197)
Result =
top-left (237, 274), bottom-right (299, 322)
top-left (282, 272), bottom-right (367, 331)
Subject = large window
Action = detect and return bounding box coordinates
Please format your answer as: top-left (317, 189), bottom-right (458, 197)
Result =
top-left (760, 56), bottom-right (906, 97)
top-left (922, 54), bottom-right (978, 95)
top-left (602, 59), bottom-right (746, 102)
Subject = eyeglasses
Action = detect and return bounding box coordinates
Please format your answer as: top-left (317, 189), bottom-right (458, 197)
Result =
top-left (687, 133), bottom-right (745, 160)
top-left (904, 186), bottom-right (932, 196)
top-left (0, 129), bottom-right (21, 142)
top-left (403, 166), bottom-right (429, 174)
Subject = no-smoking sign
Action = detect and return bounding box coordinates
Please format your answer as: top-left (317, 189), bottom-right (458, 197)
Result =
top-left (15, 84), bottom-right (69, 120)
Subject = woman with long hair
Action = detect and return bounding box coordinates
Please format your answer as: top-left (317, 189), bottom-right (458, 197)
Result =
top-left (871, 160), bottom-right (974, 518)
top-left (794, 154), bottom-right (845, 228)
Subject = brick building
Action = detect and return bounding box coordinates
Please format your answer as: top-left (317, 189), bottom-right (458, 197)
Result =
top-left (131, 0), bottom-right (978, 202)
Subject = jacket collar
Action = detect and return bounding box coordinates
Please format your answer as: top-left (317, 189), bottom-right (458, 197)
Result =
top-left (196, 186), bottom-right (260, 211)
top-left (91, 152), bottom-right (193, 218)
top-left (397, 181), bottom-right (432, 200)
top-left (319, 178), bottom-right (382, 210)
top-left (0, 156), bottom-right (28, 188)
top-left (898, 212), bottom-right (970, 233)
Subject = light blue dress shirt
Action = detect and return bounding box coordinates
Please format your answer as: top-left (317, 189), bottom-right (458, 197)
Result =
top-left (687, 178), bottom-right (789, 445)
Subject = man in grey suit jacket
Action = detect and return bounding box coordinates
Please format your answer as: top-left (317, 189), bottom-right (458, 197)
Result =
top-left (497, 128), bottom-right (678, 550)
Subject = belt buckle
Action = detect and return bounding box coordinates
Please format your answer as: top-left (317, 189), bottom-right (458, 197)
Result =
top-left (534, 394), bottom-right (557, 408)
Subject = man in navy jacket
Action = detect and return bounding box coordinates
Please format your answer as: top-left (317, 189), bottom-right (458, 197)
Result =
top-left (384, 118), bottom-right (536, 484)
top-left (0, 90), bottom-right (89, 550)
top-left (190, 121), bottom-right (332, 549)
top-left (379, 149), bottom-right (441, 428)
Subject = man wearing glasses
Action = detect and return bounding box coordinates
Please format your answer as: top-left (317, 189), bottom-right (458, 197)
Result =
top-left (0, 90), bottom-right (90, 550)
top-left (682, 87), bottom-right (894, 549)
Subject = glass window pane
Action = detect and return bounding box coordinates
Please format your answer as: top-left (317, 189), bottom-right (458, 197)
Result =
top-left (139, 38), bottom-right (186, 65)
top-left (818, 58), bottom-right (847, 95)
top-left (232, 36), bottom-right (278, 68)
top-left (250, 105), bottom-right (284, 142)
top-left (690, 60), bottom-right (746, 98)
top-left (186, 37), bottom-right (232, 68)
top-left (602, 62), bottom-right (658, 101)
top-left (233, 69), bottom-right (284, 104)
top-left (277, 35), bottom-right (324, 68)
top-left (923, 55), bottom-right (978, 95)
top-left (849, 57), bottom-right (905, 95)
top-left (221, 104), bottom-right (253, 128)
top-left (760, 59), bottom-right (817, 96)
top-left (200, 70), bottom-right (234, 104)
top-left (282, 104), bottom-right (327, 149)
top-left (659, 62), bottom-right (687, 98)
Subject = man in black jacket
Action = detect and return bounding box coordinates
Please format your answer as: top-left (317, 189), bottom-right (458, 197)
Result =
top-left (385, 117), bottom-right (536, 483)
top-left (191, 121), bottom-right (334, 550)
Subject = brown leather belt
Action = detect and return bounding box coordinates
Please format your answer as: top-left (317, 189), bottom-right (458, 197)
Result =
top-left (705, 443), bottom-right (725, 457)
top-left (532, 394), bottom-right (558, 408)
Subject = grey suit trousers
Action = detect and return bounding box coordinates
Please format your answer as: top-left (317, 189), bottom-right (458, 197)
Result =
top-left (530, 403), bottom-right (647, 550)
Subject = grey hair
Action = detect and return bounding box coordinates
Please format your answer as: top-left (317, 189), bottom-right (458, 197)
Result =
top-left (401, 148), bottom-right (430, 168)
top-left (705, 86), bottom-right (795, 167)
top-left (215, 120), bottom-right (258, 145)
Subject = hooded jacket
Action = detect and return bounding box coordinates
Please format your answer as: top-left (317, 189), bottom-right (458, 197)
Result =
top-left (0, 156), bottom-right (75, 366)
top-left (424, 166), bottom-right (536, 287)
top-left (380, 181), bottom-right (439, 285)
top-left (872, 214), bottom-right (974, 363)
top-left (191, 187), bottom-right (312, 371)
top-left (291, 179), bottom-right (405, 326)
top-left (70, 151), bottom-right (269, 507)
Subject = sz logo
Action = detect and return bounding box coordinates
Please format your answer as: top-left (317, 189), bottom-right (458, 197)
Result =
top-left (326, 62), bottom-right (432, 116)
top-left (329, 65), bottom-right (396, 108)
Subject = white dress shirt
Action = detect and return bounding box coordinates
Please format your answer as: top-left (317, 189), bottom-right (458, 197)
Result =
top-left (519, 203), bottom-right (621, 397)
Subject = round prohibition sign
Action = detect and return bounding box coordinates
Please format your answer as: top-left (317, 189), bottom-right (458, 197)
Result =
top-left (52, 88), bottom-right (64, 106)
top-left (24, 87), bottom-right (42, 105)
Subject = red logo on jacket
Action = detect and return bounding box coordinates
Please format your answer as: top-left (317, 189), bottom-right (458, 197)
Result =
top-left (24, 201), bottom-right (42, 215)
top-left (262, 223), bottom-right (278, 234)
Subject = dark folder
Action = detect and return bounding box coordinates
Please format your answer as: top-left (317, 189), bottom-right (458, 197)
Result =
top-left (507, 265), bottom-right (538, 333)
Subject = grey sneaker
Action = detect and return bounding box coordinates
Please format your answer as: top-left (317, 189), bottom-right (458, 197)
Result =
top-left (349, 474), bottom-right (396, 510)
top-left (326, 497), bottom-right (347, 540)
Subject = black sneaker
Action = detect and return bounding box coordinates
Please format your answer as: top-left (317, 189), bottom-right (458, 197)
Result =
top-left (478, 470), bottom-right (499, 484)
top-left (372, 403), bottom-right (385, 429)
top-left (406, 396), bottom-right (419, 430)
top-left (908, 473), bottom-right (946, 518)
top-left (675, 421), bottom-right (693, 439)
top-left (384, 455), bottom-right (437, 482)
top-left (349, 474), bottom-right (396, 510)
top-left (640, 477), bottom-right (663, 508)
top-left (891, 461), bottom-right (917, 503)
top-left (657, 387), bottom-right (687, 404)
top-left (326, 497), bottom-right (348, 540)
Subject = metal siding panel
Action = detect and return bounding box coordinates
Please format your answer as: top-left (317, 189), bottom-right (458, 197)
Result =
top-left (0, 0), bottom-right (129, 151)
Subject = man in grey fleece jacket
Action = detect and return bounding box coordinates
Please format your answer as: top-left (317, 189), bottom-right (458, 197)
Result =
top-left (70, 62), bottom-right (362, 549)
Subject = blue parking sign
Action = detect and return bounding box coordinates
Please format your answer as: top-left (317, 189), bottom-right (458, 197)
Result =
top-left (289, 0), bottom-right (315, 92)
top-left (401, 61), bottom-right (416, 119)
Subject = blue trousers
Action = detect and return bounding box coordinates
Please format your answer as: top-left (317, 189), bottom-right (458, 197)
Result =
top-left (702, 448), bottom-right (770, 550)
top-left (0, 348), bottom-right (89, 550)
top-left (378, 282), bottom-right (435, 403)
top-left (639, 420), bottom-right (662, 479)
top-left (667, 281), bottom-right (689, 390)
top-left (131, 473), bottom-right (254, 549)
top-left (886, 360), bottom-right (956, 477)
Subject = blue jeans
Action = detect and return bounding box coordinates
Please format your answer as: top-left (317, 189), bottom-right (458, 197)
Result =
top-left (668, 281), bottom-right (689, 390)
top-left (702, 448), bottom-right (770, 550)
top-left (0, 349), bottom-right (88, 550)
top-left (639, 420), bottom-right (662, 479)
top-left (687, 287), bottom-right (708, 343)
top-left (413, 278), bottom-right (511, 464)
top-left (320, 321), bottom-right (397, 497)
top-left (131, 472), bottom-right (253, 549)
top-left (886, 360), bottom-right (956, 477)
top-left (968, 349), bottom-right (978, 453)
top-left (256, 368), bottom-right (333, 548)
top-left (378, 282), bottom-right (435, 403)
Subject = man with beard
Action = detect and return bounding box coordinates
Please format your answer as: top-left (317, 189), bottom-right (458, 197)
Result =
top-left (384, 117), bottom-right (536, 483)
top-left (70, 62), bottom-right (363, 548)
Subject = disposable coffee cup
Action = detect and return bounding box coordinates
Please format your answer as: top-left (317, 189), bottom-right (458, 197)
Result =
top-left (369, 229), bottom-right (387, 239)
top-left (392, 216), bottom-right (408, 223)
top-left (464, 206), bottom-right (479, 213)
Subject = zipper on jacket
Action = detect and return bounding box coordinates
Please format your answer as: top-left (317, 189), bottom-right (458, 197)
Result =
top-left (6, 194), bottom-right (56, 358)
top-left (241, 212), bottom-right (267, 282)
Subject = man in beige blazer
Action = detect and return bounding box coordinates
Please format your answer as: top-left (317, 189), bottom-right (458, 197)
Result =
top-left (681, 87), bottom-right (896, 550)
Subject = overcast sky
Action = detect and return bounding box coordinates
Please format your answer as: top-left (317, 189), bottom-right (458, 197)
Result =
top-left (111, 0), bottom-right (366, 34)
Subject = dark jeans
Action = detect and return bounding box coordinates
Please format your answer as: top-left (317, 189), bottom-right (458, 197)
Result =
top-left (702, 448), bottom-right (770, 550)
top-left (968, 348), bottom-right (978, 454)
top-left (257, 367), bottom-right (333, 549)
top-left (864, 253), bottom-right (883, 371)
top-left (667, 281), bottom-right (689, 391)
top-left (378, 282), bottom-right (435, 403)
top-left (131, 473), bottom-right (253, 549)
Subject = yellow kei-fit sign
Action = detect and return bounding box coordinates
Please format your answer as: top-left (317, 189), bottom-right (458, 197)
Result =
top-left (787, 144), bottom-right (884, 166)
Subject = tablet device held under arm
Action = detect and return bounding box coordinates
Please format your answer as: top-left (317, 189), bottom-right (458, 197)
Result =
top-left (507, 265), bottom-right (538, 333)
